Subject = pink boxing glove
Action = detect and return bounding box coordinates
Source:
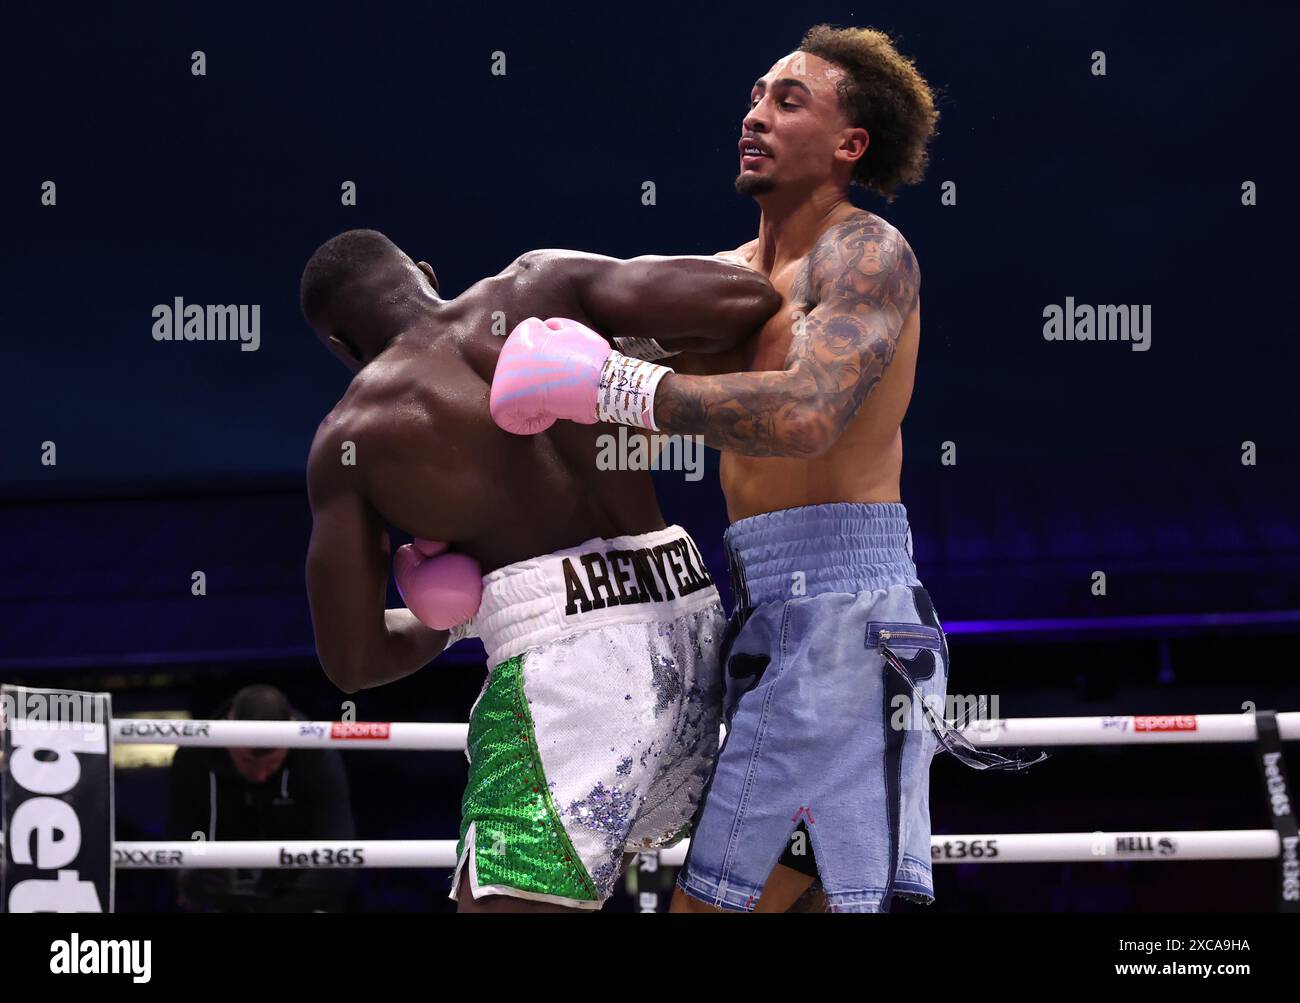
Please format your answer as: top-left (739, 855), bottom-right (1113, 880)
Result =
top-left (490, 317), bottom-right (611, 434)
top-left (393, 538), bottom-right (482, 631)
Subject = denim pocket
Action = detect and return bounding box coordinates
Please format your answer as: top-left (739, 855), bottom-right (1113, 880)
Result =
top-left (864, 621), bottom-right (944, 652)
top-left (870, 623), bottom-right (1046, 773)
top-left (867, 621), bottom-right (945, 760)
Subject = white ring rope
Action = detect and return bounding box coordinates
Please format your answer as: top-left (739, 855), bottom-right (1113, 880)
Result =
top-left (88, 711), bottom-right (1293, 877)
top-left (108, 829), bottom-right (1282, 869)
top-left (113, 719), bottom-right (467, 749)
top-left (110, 711), bottom-right (1300, 749)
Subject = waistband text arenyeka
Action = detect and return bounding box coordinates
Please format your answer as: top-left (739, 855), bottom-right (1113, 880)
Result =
top-left (562, 537), bottom-right (714, 616)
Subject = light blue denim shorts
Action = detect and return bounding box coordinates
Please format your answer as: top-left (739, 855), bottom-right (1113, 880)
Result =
top-left (678, 503), bottom-right (949, 913)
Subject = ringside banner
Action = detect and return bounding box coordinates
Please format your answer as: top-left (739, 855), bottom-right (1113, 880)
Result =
top-left (1, 685), bottom-right (114, 912)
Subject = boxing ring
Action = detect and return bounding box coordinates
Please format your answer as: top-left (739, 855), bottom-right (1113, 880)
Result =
top-left (103, 711), bottom-right (1297, 882)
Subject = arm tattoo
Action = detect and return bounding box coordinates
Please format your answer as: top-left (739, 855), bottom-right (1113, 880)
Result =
top-left (655, 213), bottom-right (919, 457)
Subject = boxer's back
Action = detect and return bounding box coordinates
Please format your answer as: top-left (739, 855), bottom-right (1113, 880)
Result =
top-left (309, 260), bottom-right (663, 573)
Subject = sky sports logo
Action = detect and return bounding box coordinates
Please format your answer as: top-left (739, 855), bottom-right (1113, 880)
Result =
top-left (330, 722), bottom-right (390, 739)
top-left (1133, 715), bottom-right (1198, 732)
top-left (50, 935), bottom-right (151, 983)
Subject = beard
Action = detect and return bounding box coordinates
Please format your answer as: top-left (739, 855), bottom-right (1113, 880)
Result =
top-left (734, 171), bottom-right (776, 196)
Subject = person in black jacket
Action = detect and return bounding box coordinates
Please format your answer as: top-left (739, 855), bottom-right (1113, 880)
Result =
top-left (167, 684), bottom-right (356, 912)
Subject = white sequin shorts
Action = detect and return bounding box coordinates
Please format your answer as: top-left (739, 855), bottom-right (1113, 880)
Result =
top-left (451, 525), bottom-right (725, 909)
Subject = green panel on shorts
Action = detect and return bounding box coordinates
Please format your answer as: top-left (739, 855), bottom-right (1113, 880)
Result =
top-left (457, 654), bottom-right (597, 902)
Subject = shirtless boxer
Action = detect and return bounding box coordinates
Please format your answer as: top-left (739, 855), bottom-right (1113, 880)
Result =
top-left (490, 25), bottom-right (1038, 914)
top-left (299, 229), bottom-right (779, 911)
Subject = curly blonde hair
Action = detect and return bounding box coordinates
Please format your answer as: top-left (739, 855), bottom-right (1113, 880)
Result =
top-left (799, 24), bottom-right (940, 201)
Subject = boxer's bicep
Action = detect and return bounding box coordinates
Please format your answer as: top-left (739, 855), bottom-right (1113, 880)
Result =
top-left (575, 254), bottom-right (779, 349)
top-left (654, 217), bottom-right (918, 457)
top-left (778, 216), bottom-right (919, 436)
top-left (777, 303), bottom-right (901, 446)
top-left (306, 472), bottom-right (389, 692)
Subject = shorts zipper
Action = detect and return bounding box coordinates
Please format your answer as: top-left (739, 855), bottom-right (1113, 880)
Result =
top-left (878, 629), bottom-right (935, 644)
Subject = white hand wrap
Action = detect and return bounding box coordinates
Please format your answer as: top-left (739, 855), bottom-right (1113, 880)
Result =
top-left (446, 619), bottom-right (479, 646)
top-left (596, 351), bottom-right (673, 431)
top-left (611, 336), bottom-right (680, 362)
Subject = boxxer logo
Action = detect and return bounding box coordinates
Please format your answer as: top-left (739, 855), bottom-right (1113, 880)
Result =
top-left (118, 721), bottom-right (211, 739)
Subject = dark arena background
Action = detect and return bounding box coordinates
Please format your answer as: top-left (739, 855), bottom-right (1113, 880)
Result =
top-left (3, 0), bottom-right (1297, 925)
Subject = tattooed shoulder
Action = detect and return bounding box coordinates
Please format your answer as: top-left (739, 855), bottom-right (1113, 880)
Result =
top-left (802, 211), bottom-right (919, 319)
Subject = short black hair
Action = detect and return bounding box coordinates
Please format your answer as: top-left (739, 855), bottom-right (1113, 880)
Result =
top-left (228, 684), bottom-right (294, 722)
top-left (299, 228), bottom-right (400, 320)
